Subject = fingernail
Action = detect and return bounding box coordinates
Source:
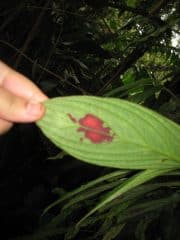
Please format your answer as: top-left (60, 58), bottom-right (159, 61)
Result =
top-left (26, 101), bottom-right (44, 116)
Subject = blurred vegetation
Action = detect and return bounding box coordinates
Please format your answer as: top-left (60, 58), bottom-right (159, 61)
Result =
top-left (0, 0), bottom-right (179, 239)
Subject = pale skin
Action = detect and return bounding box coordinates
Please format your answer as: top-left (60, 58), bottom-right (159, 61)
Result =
top-left (0, 61), bottom-right (48, 135)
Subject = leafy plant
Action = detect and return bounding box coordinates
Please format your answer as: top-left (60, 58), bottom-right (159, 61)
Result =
top-left (1, 0), bottom-right (179, 239)
top-left (34, 95), bottom-right (180, 238)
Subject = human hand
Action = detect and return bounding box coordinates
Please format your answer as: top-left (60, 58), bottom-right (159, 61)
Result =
top-left (0, 61), bottom-right (48, 135)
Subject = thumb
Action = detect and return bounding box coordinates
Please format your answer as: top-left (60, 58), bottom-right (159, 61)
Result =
top-left (0, 87), bottom-right (45, 123)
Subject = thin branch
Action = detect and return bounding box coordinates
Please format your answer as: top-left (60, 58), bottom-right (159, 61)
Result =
top-left (0, 40), bottom-right (88, 94)
top-left (0, 5), bottom-right (24, 32)
top-left (102, 18), bottom-right (114, 34)
top-left (14, 0), bottom-right (51, 69)
top-left (149, 0), bottom-right (170, 15)
top-left (26, 6), bottom-right (85, 17)
top-left (37, 2), bottom-right (65, 83)
top-left (97, 1), bottom-right (172, 95)
top-left (110, 1), bottom-right (170, 26)
top-left (96, 44), bottom-right (148, 95)
top-left (163, 87), bottom-right (178, 99)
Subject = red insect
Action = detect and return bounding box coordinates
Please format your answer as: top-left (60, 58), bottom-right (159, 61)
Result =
top-left (67, 113), bottom-right (114, 144)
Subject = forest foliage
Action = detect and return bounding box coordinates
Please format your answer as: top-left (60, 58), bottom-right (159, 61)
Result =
top-left (0, 0), bottom-right (180, 239)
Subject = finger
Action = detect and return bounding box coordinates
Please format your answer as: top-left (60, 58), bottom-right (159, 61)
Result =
top-left (0, 61), bottom-right (48, 102)
top-left (0, 87), bottom-right (45, 122)
top-left (0, 118), bottom-right (13, 135)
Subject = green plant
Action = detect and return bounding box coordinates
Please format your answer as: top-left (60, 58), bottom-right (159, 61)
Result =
top-left (1, 0), bottom-right (179, 239)
top-left (29, 95), bottom-right (180, 239)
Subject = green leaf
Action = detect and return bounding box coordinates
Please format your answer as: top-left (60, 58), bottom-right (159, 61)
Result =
top-left (126, 0), bottom-right (139, 8)
top-left (42, 170), bottom-right (129, 216)
top-left (104, 78), bottom-right (152, 97)
top-left (37, 96), bottom-right (180, 170)
top-left (102, 223), bottom-right (125, 240)
top-left (76, 168), bottom-right (174, 226)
